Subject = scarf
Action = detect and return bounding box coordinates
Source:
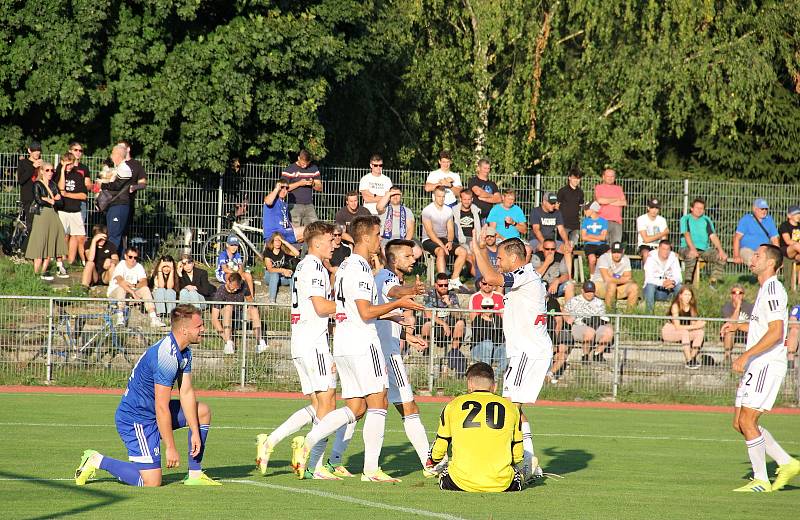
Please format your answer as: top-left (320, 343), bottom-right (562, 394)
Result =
top-left (382, 203), bottom-right (407, 240)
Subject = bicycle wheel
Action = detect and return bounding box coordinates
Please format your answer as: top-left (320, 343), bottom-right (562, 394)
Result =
top-left (202, 232), bottom-right (249, 267)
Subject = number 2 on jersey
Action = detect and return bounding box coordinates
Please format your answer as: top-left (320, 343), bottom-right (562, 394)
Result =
top-left (461, 400), bottom-right (505, 429)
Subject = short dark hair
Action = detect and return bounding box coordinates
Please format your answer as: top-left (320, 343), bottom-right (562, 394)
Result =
top-left (227, 272), bottom-right (243, 285)
top-left (123, 246), bottom-right (139, 256)
top-left (350, 215), bottom-right (380, 244)
top-left (658, 239), bottom-right (672, 248)
top-left (385, 239), bottom-right (416, 265)
top-left (171, 304), bottom-right (201, 329)
top-left (691, 197), bottom-right (706, 207)
top-left (762, 243), bottom-right (784, 272)
top-left (435, 272), bottom-right (450, 283)
top-left (68, 141), bottom-right (82, 150)
top-left (304, 221), bottom-right (335, 245)
top-left (369, 153), bottom-right (382, 163)
top-left (568, 165), bottom-right (583, 178)
top-left (466, 362), bottom-right (494, 384)
top-left (91, 224), bottom-right (108, 236)
top-left (460, 189), bottom-right (473, 198)
top-left (438, 150), bottom-right (451, 160)
top-left (298, 149), bottom-right (311, 161)
top-left (345, 190), bottom-right (359, 200)
top-left (500, 238), bottom-right (526, 261)
top-left (477, 158), bottom-right (490, 167)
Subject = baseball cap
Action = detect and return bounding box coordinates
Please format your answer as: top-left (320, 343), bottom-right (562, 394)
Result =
top-left (610, 241), bottom-right (624, 253)
top-left (484, 228), bottom-right (497, 236)
top-left (480, 296), bottom-right (495, 309)
top-left (753, 198), bottom-right (769, 209)
top-left (788, 205), bottom-right (800, 216)
top-left (582, 281), bottom-right (596, 293)
top-left (588, 201), bottom-right (601, 212)
top-left (28, 140), bottom-right (41, 151)
top-left (647, 198), bottom-right (661, 209)
top-left (544, 192), bottom-right (558, 204)
top-left (226, 235), bottom-right (240, 246)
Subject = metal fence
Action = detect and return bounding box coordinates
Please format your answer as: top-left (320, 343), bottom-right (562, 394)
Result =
top-left (1, 295), bottom-right (797, 405)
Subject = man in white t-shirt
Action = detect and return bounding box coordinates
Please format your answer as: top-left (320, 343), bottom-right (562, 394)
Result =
top-left (107, 246), bottom-right (165, 328)
top-left (359, 154), bottom-right (393, 215)
top-left (590, 241), bottom-right (640, 310)
top-left (731, 244), bottom-right (799, 492)
top-left (421, 186), bottom-right (469, 292)
top-left (294, 216), bottom-right (424, 483)
top-left (642, 239), bottom-right (682, 312)
top-left (636, 197), bottom-right (669, 264)
top-left (424, 150), bottom-right (462, 207)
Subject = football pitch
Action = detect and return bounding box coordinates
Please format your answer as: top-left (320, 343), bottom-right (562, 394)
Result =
top-left (0, 392), bottom-right (797, 519)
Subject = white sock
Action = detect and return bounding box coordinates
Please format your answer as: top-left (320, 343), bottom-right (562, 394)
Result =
top-left (759, 426), bottom-right (793, 465)
top-left (362, 408), bottom-right (387, 474)
top-left (57, 260), bottom-right (64, 268)
top-left (521, 421), bottom-right (535, 464)
top-left (329, 421), bottom-right (356, 465)
top-left (268, 406), bottom-right (315, 446)
top-left (308, 437), bottom-right (328, 471)
top-left (306, 407), bottom-right (355, 449)
top-left (746, 435), bottom-right (769, 482)
top-left (402, 413), bottom-right (430, 466)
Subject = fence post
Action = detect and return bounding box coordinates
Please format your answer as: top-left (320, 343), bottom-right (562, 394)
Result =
top-left (427, 309), bottom-right (436, 394)
top-left (683, 179), bottom-right (689, 216)
top-left (612, 315), bottom-right (620, 399)
top-left (240, 302), bottom-right (248, 388)
top-left (534, 173), bottom-right (542, 207)
top-left (46, 298), bottom-right (54, 384)
top-left (216, 171), bottom-right (224, 236)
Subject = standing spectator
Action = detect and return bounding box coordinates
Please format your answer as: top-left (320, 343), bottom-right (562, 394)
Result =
top-left (324, 224), bottom-right (352, 276)
top-left (176, 254), bottom-right (214, 309)
top-left (81, 225), bottom-right (119, 287)
top-left (210, 272), bottom-right (267, 355)
top-left (778, 206), bottom-right (800, 287)
top-left (660, 286), bottom-right (705, 369)
top-left (468, 280), bottom-right (506, 376)
top-left (421, 273), bottom-right (466, 353)
top-left (719, 284), bottom-right (753, 366)
top-left (529, 191), bottom-right (573, 269)
top-left (486, 189), bottom-right (527, 240)
top-left (466, 158), bottom-right (501, 219)
top-left (263, 232), bottom-right (300, 303)
top-left (55, 142), bottom-right (92, 262)
top-left (642, 240), bottom-right (683, 313)
top-left (281, 149), bottom-right (322, 226)
top-left (451, 190), bottom-right (481, 276)
top-left (424, 150), bottom-right (462, 207)
top-left (214, 235), bottom-right (255, 298)
top-left (732, 198), bottom-right (779, 265)
top-left (473, 227), bottom-right (500, 283)
top-left (636, 197), bottom-right (669, 264)
top-left (679, 197), bottom-right (728, 287)
top-left (581, 201), bottom-right (609, 276)
top-left (149, 255), bottom-right (178, 317)
top-left (421, 186), bottom-right (469, 292)
top-left (107, 246), bottom-right (166, 328)
top-left (56, 152), bottom-right (88, 272)
top-left (262, 179), bottom-right (305, 244)
top-left (531, 238), bottom-right (575, 301)
top-left (25, 162), bottom-right (67, 280)
top-left (376, 186), bottom-right (422, 258)
top-left (16, 140), bottom-right (43, 242)
top-left (334, 191), bottom-right (371, 243)
top-left (116, 140), bottom-right (147, 249)
top-left (564, 281), bottom-right (613, 362)
top-left (593, 168), bottom-right (627, 244)
top-left (98, 144), bottom-right (134, 249)
top-left (557, 166), bottom-right (585, 244)
top-left (359, 154), bottom-right (393, 215)
top-left (590, 242), bottom-right (639, 310)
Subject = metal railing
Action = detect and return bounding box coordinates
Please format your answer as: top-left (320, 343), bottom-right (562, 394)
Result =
top-left (1, 295), bottom-right (797, 405)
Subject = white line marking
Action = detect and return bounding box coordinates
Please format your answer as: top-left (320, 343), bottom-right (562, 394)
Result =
top-left (223, 478), bottom-right (468, 520)
top-left (0, 477), bottom-right (75, 481)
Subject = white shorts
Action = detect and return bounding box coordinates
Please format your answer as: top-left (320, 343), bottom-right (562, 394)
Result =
top-left (385, 353), bottom-right (414, 404)
top-left (292, 346), bottom-right (337, 396)
top-left (502, 352), bottom-right (551, 404)
top-left (58, 211), bottom-right (86, 236)
top-left (334, 345), bottom-right (388, 399)
top-left (735, 359), bottom-right (787, 412)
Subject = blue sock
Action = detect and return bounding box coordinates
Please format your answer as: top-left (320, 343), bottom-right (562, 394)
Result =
top-left (99, 456), bottom-right (143, 486)
top-left (188, 425), bottom-right (210, 470)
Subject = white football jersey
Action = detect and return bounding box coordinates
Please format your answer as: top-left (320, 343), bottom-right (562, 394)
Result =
top-left (502, 263), bottom-right (552, 359)
top-left (333, 253), bottom-right (380, 356)
top-left (290, 254), bottom-right (331, 358)
top-left (375, 268), bottom-right (402, 357)
top-left (746, 275), bottom-right (788, 364)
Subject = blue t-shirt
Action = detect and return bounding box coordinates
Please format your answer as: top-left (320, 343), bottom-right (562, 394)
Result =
top-left (262, 198), bottom-right (292, 239)
top-left (116, 334), bottom-right (192, 424)
top-left (215, 249), bottom-right (244, 282)
top-left (486, 204), bottom-right (526, 240)
top-left (736, 213), bottom-right (779, 251)
top-left (581, 217), bottom-right (608, 245)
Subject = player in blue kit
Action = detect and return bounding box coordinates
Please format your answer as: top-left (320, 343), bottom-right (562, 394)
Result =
top-left (74, 304), bottom-right (220, 487)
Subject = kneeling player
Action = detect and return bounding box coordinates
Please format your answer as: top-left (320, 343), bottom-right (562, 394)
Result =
top-left (74, 305), bottom-right (219, 487)
top-left (430, 362), bottom-right (524, 492)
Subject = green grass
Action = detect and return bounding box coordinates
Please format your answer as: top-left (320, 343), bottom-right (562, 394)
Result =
top-left (0, 392), bottom-right (798, 519)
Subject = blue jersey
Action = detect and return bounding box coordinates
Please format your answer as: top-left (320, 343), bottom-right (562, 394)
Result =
top-left (262, 198), bottom-right (291, 239)
top-left (116, 334), bottom-right (192, 424)
top-left (215, 249), bottom-right (243, 283)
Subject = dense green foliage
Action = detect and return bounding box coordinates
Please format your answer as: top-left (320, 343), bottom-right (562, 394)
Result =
top-left (1, 1), bottom-right (799, 180)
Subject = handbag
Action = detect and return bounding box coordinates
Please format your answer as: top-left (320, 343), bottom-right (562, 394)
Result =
top-left (29, 200), bottom-right (41, 216)
top-left (94, 180), bottom-right (132, 212)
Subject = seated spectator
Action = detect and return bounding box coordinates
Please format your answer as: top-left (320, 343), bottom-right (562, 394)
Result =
top-left (636, 198), bottom-right (669, 264)
top-left (149, 255), bottom-right (178, 317)
top-left (590, 242), bottom-right (639, 310)
top-left (719, 284), bottom-right (753, 366)
top-left (474, 228), bottom-right (500, 284)
top-left (529, 192), bottom-right (573, 270)
top-left (779, 206), bottom-right (800, 287)
top-left (424, 150), bottom-right (462, 207)
top-left (107, 246), bottom-right (166, 328)
top-left (467, 158), bottom-right (501, 221)
top-left (660, 286), bottom-right (705, 369)
top-left (359, 154), bottom-right (392, 215)
top-left (262, 179), bottom-right (305, 245)
top-left (452, 189), bottom-right (481, 275)
top-left (377, 186), bottom-right (423, 259)
top-left (176, 254), bottom-right (214, 309)
top-left (486, 189), bottom-right (527, 241)
top-left (468, 280), bottom-right (506, 376)
top-left (732, 198), bottom-right (779, 265)
top-left (263, 232), bottom-right (300, 303)
top-left (210, 272), bottom-right (267, 355)
top-left (642, 240), bottom-right (682, 313)
top-left (215, 235), bottom-right (255, 297)
top-left (421, 186), bottom-right (469, 292)
top-left (678, 197), bottom-right (727, 287)
top-left (334, 190), bottom-right (371, 243)
top-left (531, 238), bottom-right (575, 301)
top-left (546, 296), bottom-right (573, 383)
top-left (581, 201), bottom-right (609, 276)
top-left (564, 281), bottom-right (613, 362)
top-left (422, 273), bottom-right (466, 353)
top-left (81, 224), bottom-right (119, 287)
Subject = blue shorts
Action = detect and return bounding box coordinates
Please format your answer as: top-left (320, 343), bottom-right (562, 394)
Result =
top-left (264, 226), bottom-right (297, 244)
top-left (115, 400), bottom-right (187, 469)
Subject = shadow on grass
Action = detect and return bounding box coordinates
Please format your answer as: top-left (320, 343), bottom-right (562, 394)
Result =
top-left (0, 469), bottom-right (128, 520)
top-left (541, 447), bottom-right (594, 475)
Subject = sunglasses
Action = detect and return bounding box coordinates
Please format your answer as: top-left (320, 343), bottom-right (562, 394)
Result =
top-left (71, 148), bottom-right (83, 153)
top-left (371, 163), bottom-right (383, 167)
top-left (127, 255), bottom-right (138, 259)
top-left (43, 168), bottom-right (53, 172)
top-left (731, 291), bottom-right (743, 295)
top-left (333, 233), bottom-right (342, 237)
top-left (543, 247), bottom-right (556, 251)
top-left (436, 283), bottom-right (449, 288)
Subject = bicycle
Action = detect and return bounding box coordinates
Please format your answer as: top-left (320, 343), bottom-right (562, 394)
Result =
top-left (1, 201), bottom-right (28, 260)
top-left (201, 200), bottom-right (265, 268)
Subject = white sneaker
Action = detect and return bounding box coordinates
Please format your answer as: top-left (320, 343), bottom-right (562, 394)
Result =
top-left (40, 274), bottom-right (54, 281)
top-left (56, 265), bottom-right (69, 278)
top-left (150, 317), bottom-right (167, 328)
top-left (256, 339), bottom-right (268, 353)
top-left (115, 312), bottom-right (125, 326)
top-left (223, 340), bottom-right (235, 355)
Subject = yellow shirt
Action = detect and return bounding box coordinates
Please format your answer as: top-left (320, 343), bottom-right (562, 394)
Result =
top-left (430, 390), bottom-right (523, 492)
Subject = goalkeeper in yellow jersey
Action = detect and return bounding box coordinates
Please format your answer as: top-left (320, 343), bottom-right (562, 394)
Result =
top-left (429, 362), bottom-right (524, 492)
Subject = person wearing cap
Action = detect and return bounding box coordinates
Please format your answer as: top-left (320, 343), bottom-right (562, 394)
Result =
top-left (590, 241), bottom-right (639, 310)
top-left (581, 201), bottom-right (609, 276)
top-left (642, 239), bottom-right (682, 313)
top-left (594, 168), bottom-right (627, 245)
top-left (468, 280), bottom-right (506, 377)
top-left (678, 197), bottom-right (728, 287)
top-left (557, 166), bottom-right (585, 245)
top-left (531, 238), bottom-right (575, 301)
top-left (467, 158), bottom-right (501, 219)
top-left (636, 198), bottom-right (669, 265)
top-left (214, 234), bottom-right (255, 297)
top-left (778, 206), bottom-right (800, 285)
top-left (263, 179), bottom-right (305, 245)
top-left (176, 253), bottom-right (214, 309)
top-left (732, 198), bottom-right (779, 265)
top-left (719, 284), bottom-right (754, 366)
top-left (564, 281), bottom-right (613, 362)
top-left (529, 192), bottom-right (573, 270)
top-left (425, 150), bottom-right (463, 207)
top-left (359, 153), bottom-right (393, 215)
top-left (17, 140), bottom-right (43, 243)
top-left (280, 149), bottom-right (322, 226)
top-left (486, 189), bottom-right (527, 241)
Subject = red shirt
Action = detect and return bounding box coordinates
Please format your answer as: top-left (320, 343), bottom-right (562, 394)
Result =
top-left (469, 291), bottom-right (504, 311)
top-left (594, 183), bottom-right (625, 224)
